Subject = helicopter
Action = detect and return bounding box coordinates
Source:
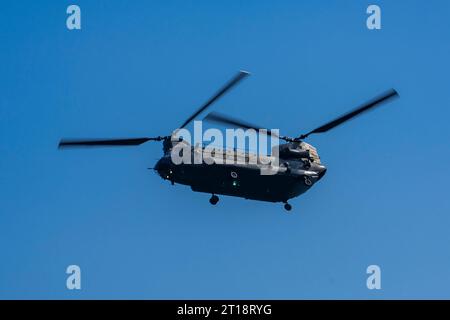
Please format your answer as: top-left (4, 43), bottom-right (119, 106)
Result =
top-left (59, 71), bottom-right (399, 211)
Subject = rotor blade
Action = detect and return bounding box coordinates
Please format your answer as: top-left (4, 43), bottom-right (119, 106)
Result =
top-left (179, 70), bottom-right (250, 129)
top-left (58, 137), bottom-right (163, 148)
top-left (204, 111), bottom-right (281, 139)
top-left (300, 88), bottom-right (399, 139)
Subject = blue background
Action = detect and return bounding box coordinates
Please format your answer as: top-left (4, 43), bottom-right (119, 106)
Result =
top-left (1, 0), bottom-right (449, 299)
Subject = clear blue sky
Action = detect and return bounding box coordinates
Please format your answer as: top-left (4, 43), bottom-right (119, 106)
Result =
top-left (1, 0), bottom-right (450, 299)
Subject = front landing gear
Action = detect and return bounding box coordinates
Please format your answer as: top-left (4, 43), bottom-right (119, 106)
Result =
top-left (283, 202), bottom-right (292, 212)
top-left (209, 194), bottom-right (219, 205)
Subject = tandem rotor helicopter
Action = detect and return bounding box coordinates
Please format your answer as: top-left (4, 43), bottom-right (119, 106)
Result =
top-left (59, 71), bottom-right (399, 211)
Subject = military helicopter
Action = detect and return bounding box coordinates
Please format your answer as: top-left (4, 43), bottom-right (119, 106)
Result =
top-left (59, 71), bottom-right (399, 211)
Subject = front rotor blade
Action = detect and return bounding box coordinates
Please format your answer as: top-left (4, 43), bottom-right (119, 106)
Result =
top-left (179, 70), bottom-right (250, 129)
top-left (205, 111), bottom-right (281, 139)
top-left (58, 137), bottom-right (162, 148)
top-left (300, 88), bottom-right (399, 139)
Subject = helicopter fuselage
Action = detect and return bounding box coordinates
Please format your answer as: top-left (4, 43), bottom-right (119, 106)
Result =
top-left (154, 141), bottom-right (327, 203)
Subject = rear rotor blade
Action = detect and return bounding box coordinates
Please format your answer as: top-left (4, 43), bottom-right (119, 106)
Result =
top-left (300, 88), bottom-right (399, 139)
top-left (58, 137), bottom-right (164, 148)
top-left (205, 111), bottom-right (282, 139)
top-left (179, 70), bottom-right (250, 129)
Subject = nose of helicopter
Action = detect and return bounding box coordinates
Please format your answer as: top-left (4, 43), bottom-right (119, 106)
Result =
top-left (314, 164), bottom-right (327, 180)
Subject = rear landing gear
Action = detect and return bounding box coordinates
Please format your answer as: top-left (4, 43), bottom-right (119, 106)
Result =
top-left (209, 194), bottom-right (219, 205)
top-left (284, 202), bottom-right (292, 212)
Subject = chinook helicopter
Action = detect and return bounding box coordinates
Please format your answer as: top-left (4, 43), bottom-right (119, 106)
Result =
top-left (59, 71), bottom-right (399, 211)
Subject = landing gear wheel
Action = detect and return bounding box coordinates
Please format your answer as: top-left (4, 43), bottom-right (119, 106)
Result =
top-left (209, 194), bottom-right (219, 205)
top-left (304, 176), bottom-right (312, 186)
top-left (284, 203), bottom-right (292, 212)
